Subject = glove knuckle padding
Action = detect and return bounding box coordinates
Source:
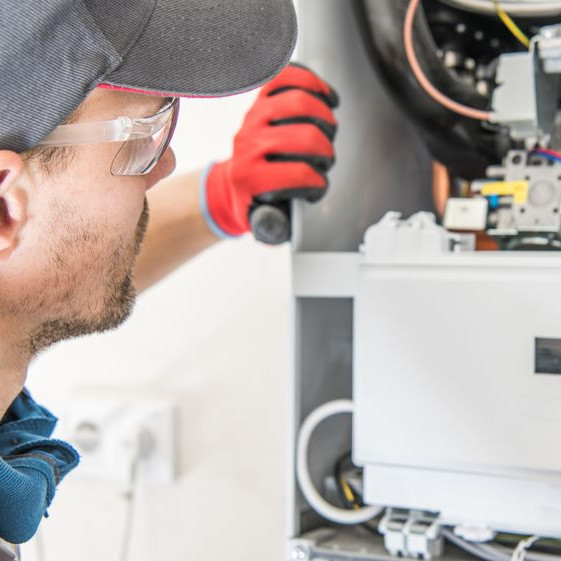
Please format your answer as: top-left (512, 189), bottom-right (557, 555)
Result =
top-left (279, 90), bottom-right (312, 116)
top-left (267, 89), bottom-right (337, 124)
top-left (240, 160), bottom-right (324, 196)
top-left (301, 125), bottom-right (333, 155)
top-left (292, 162), bottom-right (326, 188)
top-left (269, 161), bottom-right (326, 191)
top-left (263, 124), bottom-right (333, 157)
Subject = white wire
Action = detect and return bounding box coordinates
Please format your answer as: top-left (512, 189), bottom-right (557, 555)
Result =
top-left (444, 529), bottom-right (561, 561)
top-left (439, 0), bottom-right (561, 16)
top-left (512, 537), bottom-right (540, 561)
top-left (119, 457), bottom-right (140, 561)
top-left (118, 428), bottom-right (153, 561)
top-left (296, 399), bottom-right (381, 525)
top-left (443, 528), bottom-right (507, 561)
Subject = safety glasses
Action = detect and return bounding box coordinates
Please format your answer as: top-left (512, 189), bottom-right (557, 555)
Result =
top-left (37, 97), bottom-right (180, 176)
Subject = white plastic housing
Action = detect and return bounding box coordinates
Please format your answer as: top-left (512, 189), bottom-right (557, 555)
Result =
top-left (55, 394), bottom-right (178, 484)
top-left (354, 212), bottom-right (561, 538)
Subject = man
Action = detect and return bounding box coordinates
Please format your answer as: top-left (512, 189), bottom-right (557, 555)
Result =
top-left (0, 0), bottom-right (338, 546)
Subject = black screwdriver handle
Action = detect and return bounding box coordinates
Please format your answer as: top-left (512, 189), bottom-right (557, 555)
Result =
top-left (249, 202), bottom-right (291, 245)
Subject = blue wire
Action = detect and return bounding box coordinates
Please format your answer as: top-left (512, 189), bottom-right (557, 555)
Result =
top-left (532, 150), bottom-right (561, 164)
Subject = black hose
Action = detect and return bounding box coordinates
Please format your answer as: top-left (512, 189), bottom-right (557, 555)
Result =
top-left (353, 0), bottom-right (512, 178)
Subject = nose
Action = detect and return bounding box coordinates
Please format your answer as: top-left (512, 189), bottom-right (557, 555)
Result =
top-left (146, 147), bottom-right (176, 190)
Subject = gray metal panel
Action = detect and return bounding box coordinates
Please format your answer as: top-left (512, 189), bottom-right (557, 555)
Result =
top-left (293, 0), bottom-right (434, 252)
top-left (290, 527), bottom-right (474, 561)
top-left (289, 298), bottom-right (354, 537)
top-left (289, 0), bottom-right (436, 547)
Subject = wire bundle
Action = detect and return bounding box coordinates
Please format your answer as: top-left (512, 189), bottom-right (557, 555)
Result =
top-left (445, 530), bottom-right (561, 561)
top-left (512, 537), bottom-right (541, 561)
top-left (297, 402), bottom-right (561, 561)
top-left (532, 147), bottom-right (561, 163)
top-left (296, 400), bottom-right (381, 525)
top-left (404, 0), bottom-right (493, 120)
top-left (404, 0), bottom-right (534, 120)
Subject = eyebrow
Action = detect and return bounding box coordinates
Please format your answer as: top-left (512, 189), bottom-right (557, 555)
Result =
top-left (138, 96), bottom-right (171, 119)
top-left (155, 97), bottom-right (172, 113)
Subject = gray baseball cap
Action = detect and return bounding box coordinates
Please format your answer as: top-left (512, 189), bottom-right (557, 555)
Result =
top-left (1, 0), bottom-right (297, 153)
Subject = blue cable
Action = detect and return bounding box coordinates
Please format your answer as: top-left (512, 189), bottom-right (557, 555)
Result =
top-left (532, 150), bottom-right (561, 164)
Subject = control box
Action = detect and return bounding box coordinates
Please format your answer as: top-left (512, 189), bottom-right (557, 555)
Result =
top-left (354, 212), bottom-right (561, 537)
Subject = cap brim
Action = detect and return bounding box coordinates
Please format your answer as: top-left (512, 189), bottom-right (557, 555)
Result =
top-left (99, 0), bottom-right (297, 98)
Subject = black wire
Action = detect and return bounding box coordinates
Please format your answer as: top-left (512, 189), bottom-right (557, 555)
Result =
top-left (524, 544), bottom-right (561, 557)
top-left (333, 450), bottom-right (380, 536)
top-left (348, 481), bottom-right (365, 506)
top-left (494, 538), bottom-right (561, 557)
top-left (333, 451), bottom-right (355, 508)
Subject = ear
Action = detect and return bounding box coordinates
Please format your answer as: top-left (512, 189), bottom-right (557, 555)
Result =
top-left (0, 151), bottom-right (26, 262)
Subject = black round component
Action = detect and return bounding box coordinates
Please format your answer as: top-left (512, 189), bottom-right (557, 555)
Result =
top-left (249, 203), bottom-right (291, 245)
top-left (353, 0), bottom-right (540, 178)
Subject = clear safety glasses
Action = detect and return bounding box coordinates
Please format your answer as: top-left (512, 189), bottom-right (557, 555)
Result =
top-left (38, 97), bottom-right (180, 176)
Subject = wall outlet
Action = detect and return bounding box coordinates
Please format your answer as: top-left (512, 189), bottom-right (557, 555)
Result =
top-left (55, 394), bottom-right (178, 484)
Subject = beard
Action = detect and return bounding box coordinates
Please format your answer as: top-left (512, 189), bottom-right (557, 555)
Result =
top-left (27, 199), bottom-right (150, 355)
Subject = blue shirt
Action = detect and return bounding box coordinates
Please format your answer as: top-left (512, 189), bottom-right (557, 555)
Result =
top-left (0, 388), bottom-right (79, 544)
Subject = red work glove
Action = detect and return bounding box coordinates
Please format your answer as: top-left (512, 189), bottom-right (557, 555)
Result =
top-left (201, 63), bottom-right (339, 240)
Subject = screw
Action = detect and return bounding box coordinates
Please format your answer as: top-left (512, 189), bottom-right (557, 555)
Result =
top-left (291, 546), bottom-right (308, 561)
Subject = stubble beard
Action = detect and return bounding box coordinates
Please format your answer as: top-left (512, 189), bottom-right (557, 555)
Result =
top-left (27, 199), bottom-right (150, 355)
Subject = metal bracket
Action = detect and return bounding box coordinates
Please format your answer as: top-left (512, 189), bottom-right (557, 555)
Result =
top-left (287, 538), bottom-right (313, 561)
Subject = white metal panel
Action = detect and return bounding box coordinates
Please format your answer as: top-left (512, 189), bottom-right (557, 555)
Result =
top-left (365, 464), bottom-right (561, 537)
top-left (354, 254), bottom-right (561, 536)
top-left (293, 253), bottom-right (360, 297)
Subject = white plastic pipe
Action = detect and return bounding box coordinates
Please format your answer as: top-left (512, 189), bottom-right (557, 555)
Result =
top-left (296, 399), bottom-right (381, 524)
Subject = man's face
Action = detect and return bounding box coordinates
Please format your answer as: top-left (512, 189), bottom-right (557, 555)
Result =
top-left (0, 89), bottom-right (176, 354)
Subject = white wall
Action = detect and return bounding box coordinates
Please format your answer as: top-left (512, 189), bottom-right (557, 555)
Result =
top-left (20, 88), bottom-right (291, 561)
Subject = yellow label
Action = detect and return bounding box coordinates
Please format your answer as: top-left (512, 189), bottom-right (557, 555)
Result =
top-left (481, 180), bottom-right (529, 205)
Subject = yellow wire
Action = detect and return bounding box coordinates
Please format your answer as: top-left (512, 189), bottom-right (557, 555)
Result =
top-left (493, 0), bottom-right (530, 48)
top-left (340, 477), bottom-right (360, 511)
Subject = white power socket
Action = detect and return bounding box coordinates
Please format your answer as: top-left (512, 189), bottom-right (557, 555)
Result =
top-left (55, 394), bottom-right (178, 484)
